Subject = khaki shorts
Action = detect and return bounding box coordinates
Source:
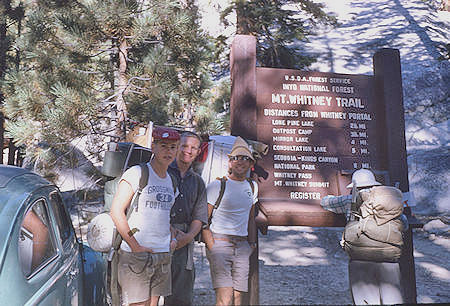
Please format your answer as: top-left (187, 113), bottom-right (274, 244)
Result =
top-left (206, 233), bottom-right (253, 292)
top-left (118, 250), bottom-right (171, 305)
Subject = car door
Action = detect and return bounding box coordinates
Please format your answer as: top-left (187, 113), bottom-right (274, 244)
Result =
top-left (8, 193), bottom-right (65, 305)
top-left (47, 191), bottom-right (83, 305)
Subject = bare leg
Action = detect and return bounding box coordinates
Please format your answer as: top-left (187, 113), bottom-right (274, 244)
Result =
top-left (130, 296), bottom-right (159, 306)
top-left (150, 296), bottom-right (160, 306)
top-left (233, 290), bottom-right (245, 306)
top-left (130, 298), bottom-right (151, 306)
top-left (215, 287), bottom-right (233, 305)
top-left (379, 262), bottom-right (403, 305)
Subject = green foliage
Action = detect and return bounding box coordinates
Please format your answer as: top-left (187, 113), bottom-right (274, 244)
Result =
top-left (1, 0), bottom-right (338, 175)
top-left (212, 78), bottom-right (231, 114)
top-left (194, 104), bottom-right (226, 136)
top-left (1, 0), bottom-right (214, 172)
top-left (220, 0), bottom-right (337, 69)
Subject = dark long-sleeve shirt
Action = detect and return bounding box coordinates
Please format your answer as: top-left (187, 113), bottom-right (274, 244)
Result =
top-left (168, 161), bottom-right (208, 227)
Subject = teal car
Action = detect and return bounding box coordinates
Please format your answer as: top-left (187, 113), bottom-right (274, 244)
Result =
top-left (0, 165), bottom-right (105, 305)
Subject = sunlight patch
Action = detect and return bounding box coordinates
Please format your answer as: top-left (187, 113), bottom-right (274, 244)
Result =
top-left (432, 236), bottom-right (450, 251)
top-left (269, 226), bottom-right (314, 232)
top-left (261, 247), bottom-right (329, 266)
top-left (419, 262), bottom-right (450, 281)
top-left (418, 296), bottom-right (435, 303)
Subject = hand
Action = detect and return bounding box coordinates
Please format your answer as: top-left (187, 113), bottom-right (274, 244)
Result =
top-left (131, 244), bottom-right (153, 253)
top-left (249, 242), bottom-right (257, 252)
top-left (174, 231), bottom-right (191, 250)
top-left (206, 238), bottom-right (215, 251)
top-left (170, 238), bottom-right (178, 252)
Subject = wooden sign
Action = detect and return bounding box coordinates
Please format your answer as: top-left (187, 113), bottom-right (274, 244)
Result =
top-left (256, 68), bottom-right (380, 203)
top-left (230, 35), bottom-right (408, 227)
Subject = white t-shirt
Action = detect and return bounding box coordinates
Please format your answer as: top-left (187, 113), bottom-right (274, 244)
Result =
top-left (207, 178), bottom-right (258, 237)
top-left (119, 163), bottom-right (176, 252)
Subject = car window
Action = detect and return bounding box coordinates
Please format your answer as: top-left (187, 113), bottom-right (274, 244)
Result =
top-left (49, 192), bottom-right (74, 244)
top-left (18, 200), bottom-right (57, 277)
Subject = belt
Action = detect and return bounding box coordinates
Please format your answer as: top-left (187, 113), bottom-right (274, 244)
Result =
top-left (212, 233), bottom-right (248, 242)
top-left (118, 249), bottom-right (170, 255)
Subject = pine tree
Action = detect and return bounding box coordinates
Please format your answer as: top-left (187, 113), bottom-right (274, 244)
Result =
top-left (0, 0), bottom-right (25, 165)
top-left (1, 0), bottom-right (213, 174)
top-left (220, 0), bottom-right (337, 69)
top-left (0, 0), bottom-right (8, 164)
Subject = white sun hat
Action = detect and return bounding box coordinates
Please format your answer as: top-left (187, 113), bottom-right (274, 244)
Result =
top-left (346, 169), bottom-right (382, 189)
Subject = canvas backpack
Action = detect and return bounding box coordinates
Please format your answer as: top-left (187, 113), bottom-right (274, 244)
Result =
top-left (93, 142), bottom-right (177, 251)
top-left (102, 142), bottom-right (176, 212)
top-left (341, 185), bottom-right (405, 262)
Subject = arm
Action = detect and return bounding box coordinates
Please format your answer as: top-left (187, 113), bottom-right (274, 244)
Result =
top-left (170, 226), bottom-right (178, 251)
top-left (110, 180), bottom-right (153, 253)
top-left (174, 220), bottom-right (202, 250)
top-left (176, 178), bottom-right (208, 249)
top-left (320, 194), bottom-right (352, 215)
top-left (201, 203), bottom-right (215, 250)
top-left (247, 205), bottom-right (257, 249)
top-left (22, 210), bottom-right (49, 270)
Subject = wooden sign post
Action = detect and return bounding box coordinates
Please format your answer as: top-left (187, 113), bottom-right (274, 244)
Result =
top-left (230, 35), bottom-right (418, 304)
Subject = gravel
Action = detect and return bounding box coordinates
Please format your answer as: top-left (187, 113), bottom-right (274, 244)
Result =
top-left (192, 225), bottom-right (450, 305)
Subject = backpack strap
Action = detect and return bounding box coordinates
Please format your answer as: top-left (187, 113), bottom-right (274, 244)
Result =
top-left (130, 163), bottom-right (149, 215)
top-left (207, 177), bottom-right (227, 226)
top-left (246, 178), bottom-right (255, 194)
top-left (209, 176), bottom-right (254, 225)
top-left (168, 172), bottom-right (178, 195)
top-left (214, 176), bottom-right (227, 209)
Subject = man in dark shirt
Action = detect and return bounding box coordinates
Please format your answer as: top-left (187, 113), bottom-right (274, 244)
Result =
top-left (165, 131), bottom-right (208, 306)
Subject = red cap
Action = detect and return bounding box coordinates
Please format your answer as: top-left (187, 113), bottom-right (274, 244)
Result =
top-left (152, 127), bottom-right (180, 141)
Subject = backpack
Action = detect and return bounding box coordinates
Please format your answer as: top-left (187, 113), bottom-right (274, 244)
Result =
top-left (102, 142), bottom-right (176, 212)
top-left (341, 185), bottom-right (405, 262)
top-left (89, 142), bottom-right (177, 252)
top-left (87, 163), bottom-right (149, 253)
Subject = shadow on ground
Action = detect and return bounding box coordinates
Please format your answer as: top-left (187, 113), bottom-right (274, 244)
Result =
top-left (192, 225), bottom-right (450, 305)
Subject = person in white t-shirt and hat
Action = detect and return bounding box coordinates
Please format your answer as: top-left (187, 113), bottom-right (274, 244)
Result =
top-left (110, 127), bottom-right (180, 306)
top-left (202, 136), bottom-right (258, 306)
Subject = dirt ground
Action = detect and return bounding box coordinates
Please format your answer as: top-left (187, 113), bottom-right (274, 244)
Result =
top-left (192, 223), bottom-right (450, 305)
top-left (72, 202), bottom-right (449, 305)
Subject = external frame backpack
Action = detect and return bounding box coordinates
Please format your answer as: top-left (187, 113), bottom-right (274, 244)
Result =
top-left (87, 163), bottom-right (150, 253)
top-left (87, 142), bottom-right (177, 253)
top-left (341, 185), bottom-right (405, 262)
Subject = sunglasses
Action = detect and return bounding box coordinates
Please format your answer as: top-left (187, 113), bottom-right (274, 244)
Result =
top-left (229, 155), bottom-right (252, 161)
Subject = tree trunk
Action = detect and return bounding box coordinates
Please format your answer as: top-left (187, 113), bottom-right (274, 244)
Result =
top-left (235, 0), bottom-right (250, 35)
top-left (7, 140), bottom-right (15, 165)
top-left (0, 0), bottom-right (11, 164)
top-left (115, 39), bottom-right (128, 141)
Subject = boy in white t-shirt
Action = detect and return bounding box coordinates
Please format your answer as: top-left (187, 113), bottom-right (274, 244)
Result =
top-left (202, 136), bottom-right (258, 306)
top-left (110, 127), bottom-right (180, 306)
